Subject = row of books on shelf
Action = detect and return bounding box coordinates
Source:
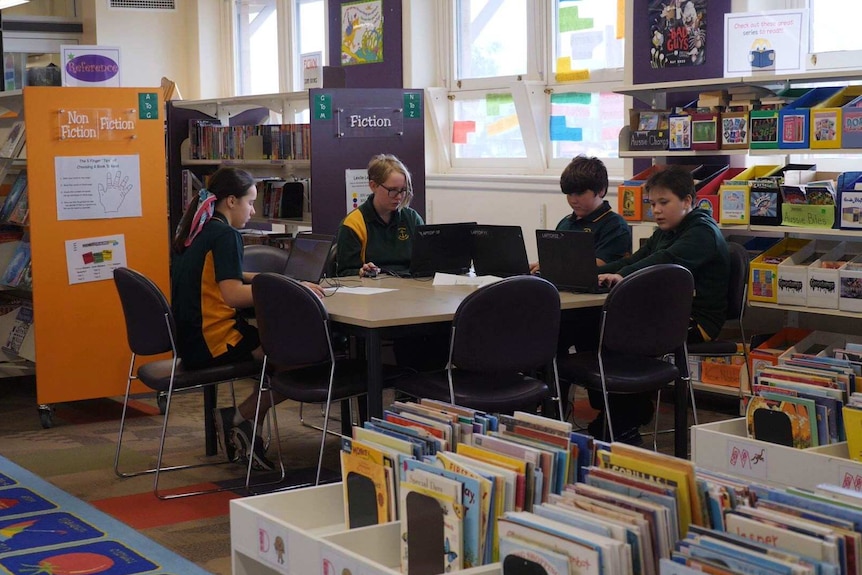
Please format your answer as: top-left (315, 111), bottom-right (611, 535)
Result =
top-left (0, 170), bottom-right (29, 226)
top-left (256, 177), bottom-right (306, 219)
top-left (627, 84), bottom-right (862, 152)
top-left (187, 120), bottom-right (311, 161)
top-left (336, 399), bottom-right (862, 575)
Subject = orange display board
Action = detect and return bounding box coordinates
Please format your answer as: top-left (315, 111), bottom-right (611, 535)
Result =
top-left (23, 87), bottom-right (169, 404)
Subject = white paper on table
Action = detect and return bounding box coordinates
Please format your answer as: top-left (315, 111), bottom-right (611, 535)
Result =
top-left (323, 287), bottom-right (397, 295)
top-left (432, 272), bottom-right (502, 287)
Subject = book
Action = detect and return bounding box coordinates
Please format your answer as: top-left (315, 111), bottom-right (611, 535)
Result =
top-left (2, 304), bottom-right (32, 356)
top-left (499, 532), bottom-right (571, 575)
top-left (0, 121), bottom-right (25, 159)
top-left (399, 481), bottom-right (464, 574)
top-left (340, 440), bottom-right (392, 529)
top-left (0, 171), bottom-right (27, 223)
top-left (7, 182), bottom-right (28, 226)
top-left (0, 234), bottom-right (29, 287)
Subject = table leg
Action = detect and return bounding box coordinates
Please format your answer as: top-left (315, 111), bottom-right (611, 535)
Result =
top-left (674, 348), bottom-right (689, 458)
top-left (365, 329), bottom-right (383, 418)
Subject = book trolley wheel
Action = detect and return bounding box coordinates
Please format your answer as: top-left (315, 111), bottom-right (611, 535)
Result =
top-left (38, 404), bottom-right (54, 429)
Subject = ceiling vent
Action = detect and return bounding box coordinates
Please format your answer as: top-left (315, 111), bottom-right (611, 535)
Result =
top-left (108, 0), bottom-right (176, 10)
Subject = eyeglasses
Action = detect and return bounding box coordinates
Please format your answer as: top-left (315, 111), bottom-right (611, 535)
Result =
top-left (377, 183), bottom-right (410, 198)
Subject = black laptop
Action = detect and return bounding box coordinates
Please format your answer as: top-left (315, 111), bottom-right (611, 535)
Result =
top-left (535, 229), bottom-right (610, 293)
top-left (409, 223), bottom-right (475, 277)
top-left (470, 225), bottom-right (530, 277)
top-left (283, 235), bottom-right (334, 283)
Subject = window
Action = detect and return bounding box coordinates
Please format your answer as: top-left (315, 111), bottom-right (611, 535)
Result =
top-left (293, 0), bottom-right (326, 91)
top-left (235, 0), bottom-right (279, 95)
top-left (454, 0), bottom-right (535, 84)
top-left (233, 0), bottom-right (327, 95)
top-left (807, 0), bottom-right (862, 71)
top-left (441, 1), bottom-right (626, 176)
top-left (452, 91), bottom-right (527, 160)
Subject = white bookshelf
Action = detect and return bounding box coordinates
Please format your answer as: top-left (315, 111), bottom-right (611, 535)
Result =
top-left (230, 482), bottom-right (502, 575)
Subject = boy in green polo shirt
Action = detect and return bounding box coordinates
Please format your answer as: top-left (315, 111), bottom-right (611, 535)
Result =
top-left (594, 165), bottom-right (730, 444)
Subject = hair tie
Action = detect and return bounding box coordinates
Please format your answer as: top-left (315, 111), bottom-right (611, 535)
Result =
top-left (184, 189), bottom-right (216, 247)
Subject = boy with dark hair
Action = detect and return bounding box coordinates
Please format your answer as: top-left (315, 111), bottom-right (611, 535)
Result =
top-left (593, 165), bottom-right (730, 444)
top-left (531, 155), bottom-right (630, 272)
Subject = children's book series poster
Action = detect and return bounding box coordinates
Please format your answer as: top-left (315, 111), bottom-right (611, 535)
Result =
top-left (649, 0), bottom-right (707, 68)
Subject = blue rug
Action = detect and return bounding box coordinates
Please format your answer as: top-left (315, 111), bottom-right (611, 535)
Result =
top-left (0, 455), bottom-right (211, 575)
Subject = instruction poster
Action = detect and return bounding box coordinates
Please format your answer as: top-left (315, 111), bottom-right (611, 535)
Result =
top-left (55, 155), bottom-right (142, 220)
top-left (724, 9), bottom-right (806, 76)
top-left (346, 168), bottom-right (371, 212)
top-left (65, 234), bottom-right (127, 285)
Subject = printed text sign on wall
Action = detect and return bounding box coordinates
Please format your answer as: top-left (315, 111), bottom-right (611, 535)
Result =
top-left (337, 106), bottom-right (403, 138)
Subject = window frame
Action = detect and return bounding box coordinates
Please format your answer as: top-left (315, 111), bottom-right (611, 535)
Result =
top-left (232, 0), bottom-right (328, 97)
top-left (435, 0), bottom-right (627, 177)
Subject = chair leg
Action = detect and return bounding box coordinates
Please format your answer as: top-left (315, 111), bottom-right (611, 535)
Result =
top-left (299, 402), bottom-right (345, 438)
top-left (652, 389), bottom-right (662, 452)
top-left (113, 354), bottom-right (138, 478)
top-left (245, 368), bottom-right (286, 494)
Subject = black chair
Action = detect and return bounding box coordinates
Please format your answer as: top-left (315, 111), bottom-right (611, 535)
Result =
top-left (686, 241), bottom-right (751, 398)
top-left (112, 267), bottom-right (263, 499)
top-left (243, 244), bottom-right (290, 274)
top-left (557, 264), bottom-right (694, 444)
top-left (247, 273), bottom-right (369, 489)
top-left (389, 275), bottom-right (563, 417)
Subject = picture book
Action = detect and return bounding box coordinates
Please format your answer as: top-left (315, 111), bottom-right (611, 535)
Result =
top-left (0, 234), bottom-right (29, 287)
top-left (481, 432), bottom-right (553, 505)
top-left (436, 451), bottom-right (496, 565)
top-left (7, 182), bottom-right (27, 226)
top-left (340, 442), bottom-right (391, 528)
top-left (549, 492), bottom-right (652, 575)
top-left (0, 121), bottom-right (25, 159)
top-left (610, 443), bottom-right (703, 527)
top-left (595, 449), bottom-right (693, 536)
top-left (401, 458), bottom-right (483, 568)
top-left (0, 171), bottom-right (27, 223)
top-left (745, 394), bottom-right (816, 449)
top-left (499, 532), bottom-right (571, 575)
top-left (2, 304), bottom-right (32, 357)
top-left (844, 406), bottom-right (862, 462)
top-left (399, 482), bottom-right (463, 575)
top-left (584, 466), bottom-right (681, 541)
top-left (502, 511), bottom-right (616, 575)
top-left (722, 511), bottom-right (840, 565)
top-left (457, 443), bottom-right (528, 511)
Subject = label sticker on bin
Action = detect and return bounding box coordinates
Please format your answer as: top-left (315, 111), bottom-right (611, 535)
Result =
top-left (257, 517), bottom-right (290, 571)
top-left (839, 466), bottom-right (862, 491)
top-left (321, 545), bottom-right (372, 575)
top-left (727, 440), bottom-right (768, 480)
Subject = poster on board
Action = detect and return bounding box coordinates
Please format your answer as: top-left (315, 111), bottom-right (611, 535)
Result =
top-left (648, 0), bottom-right (708, 68)
top-left (55, 155), bottom-right (142, 221)
top-left (65, 234), bottom-right (128, 285)
top-left (341, 0), bottom-right (383, 66)
top-left (723, 10), bottom-right (806, 76)
top-left (345, 168), bottom-right (371, 212)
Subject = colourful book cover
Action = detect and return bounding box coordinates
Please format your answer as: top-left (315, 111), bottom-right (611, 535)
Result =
top-left (399, 482), bottom-right (463, 575)
top-left (499, 533), bottom-right (570, 575)
top-left (339, 443), bottom-right (390, 529)
top-left (436, 451), bottom-right (495, 565)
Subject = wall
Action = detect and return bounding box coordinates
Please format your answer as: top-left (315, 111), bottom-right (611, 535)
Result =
top-left (86, 1), bottom-right (192, 92)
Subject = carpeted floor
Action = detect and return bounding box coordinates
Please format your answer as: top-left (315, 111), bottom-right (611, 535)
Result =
top-left (0, 375), bottom-right (739, 574)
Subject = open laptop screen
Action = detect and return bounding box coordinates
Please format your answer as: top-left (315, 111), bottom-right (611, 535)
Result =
top-left (410, 223), bottom-right (475, 277)
top-left (470, 225), bottom-right (530, 277)
top-left (283, 236), bottom-right (334, 283)
top-left (536, 229), bottom-right (608, 293)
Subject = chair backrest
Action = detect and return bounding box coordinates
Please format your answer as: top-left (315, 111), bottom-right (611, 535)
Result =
top-left (601, 264), bottom-right (693, 357)
top-left (113, 267), bottom-right (175, 356)
top-left (726, 241), bottom-right (749, 322)
top-left (252, 272), bottom-right (332, 367)
top-left (451, 275), bottom-right (560, 373)
top-left (242, 244), bottom-right (290, 274)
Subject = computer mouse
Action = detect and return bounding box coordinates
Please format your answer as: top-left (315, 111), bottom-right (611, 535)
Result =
top-left (364, 267), bottom-right (378, 278)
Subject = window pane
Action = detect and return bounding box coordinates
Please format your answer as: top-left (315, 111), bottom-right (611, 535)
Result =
top-left (453, 93), bottom-right (526, 159)
top-left (810, 0), bottom-right (862, 53)
top-left (550, 91), bottom-right (624, 159)
top-left (236, 0), bottom-right (279, 95)
top-left (294, 0), bottom-right (326, 91)
top-left (555, 0), bottom-right (624, 73)
top-left (456, 0), bottom-right (528, 80)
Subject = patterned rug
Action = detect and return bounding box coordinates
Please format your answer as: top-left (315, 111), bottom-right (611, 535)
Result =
top-left (0, 453), bottom-right (211, 575)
